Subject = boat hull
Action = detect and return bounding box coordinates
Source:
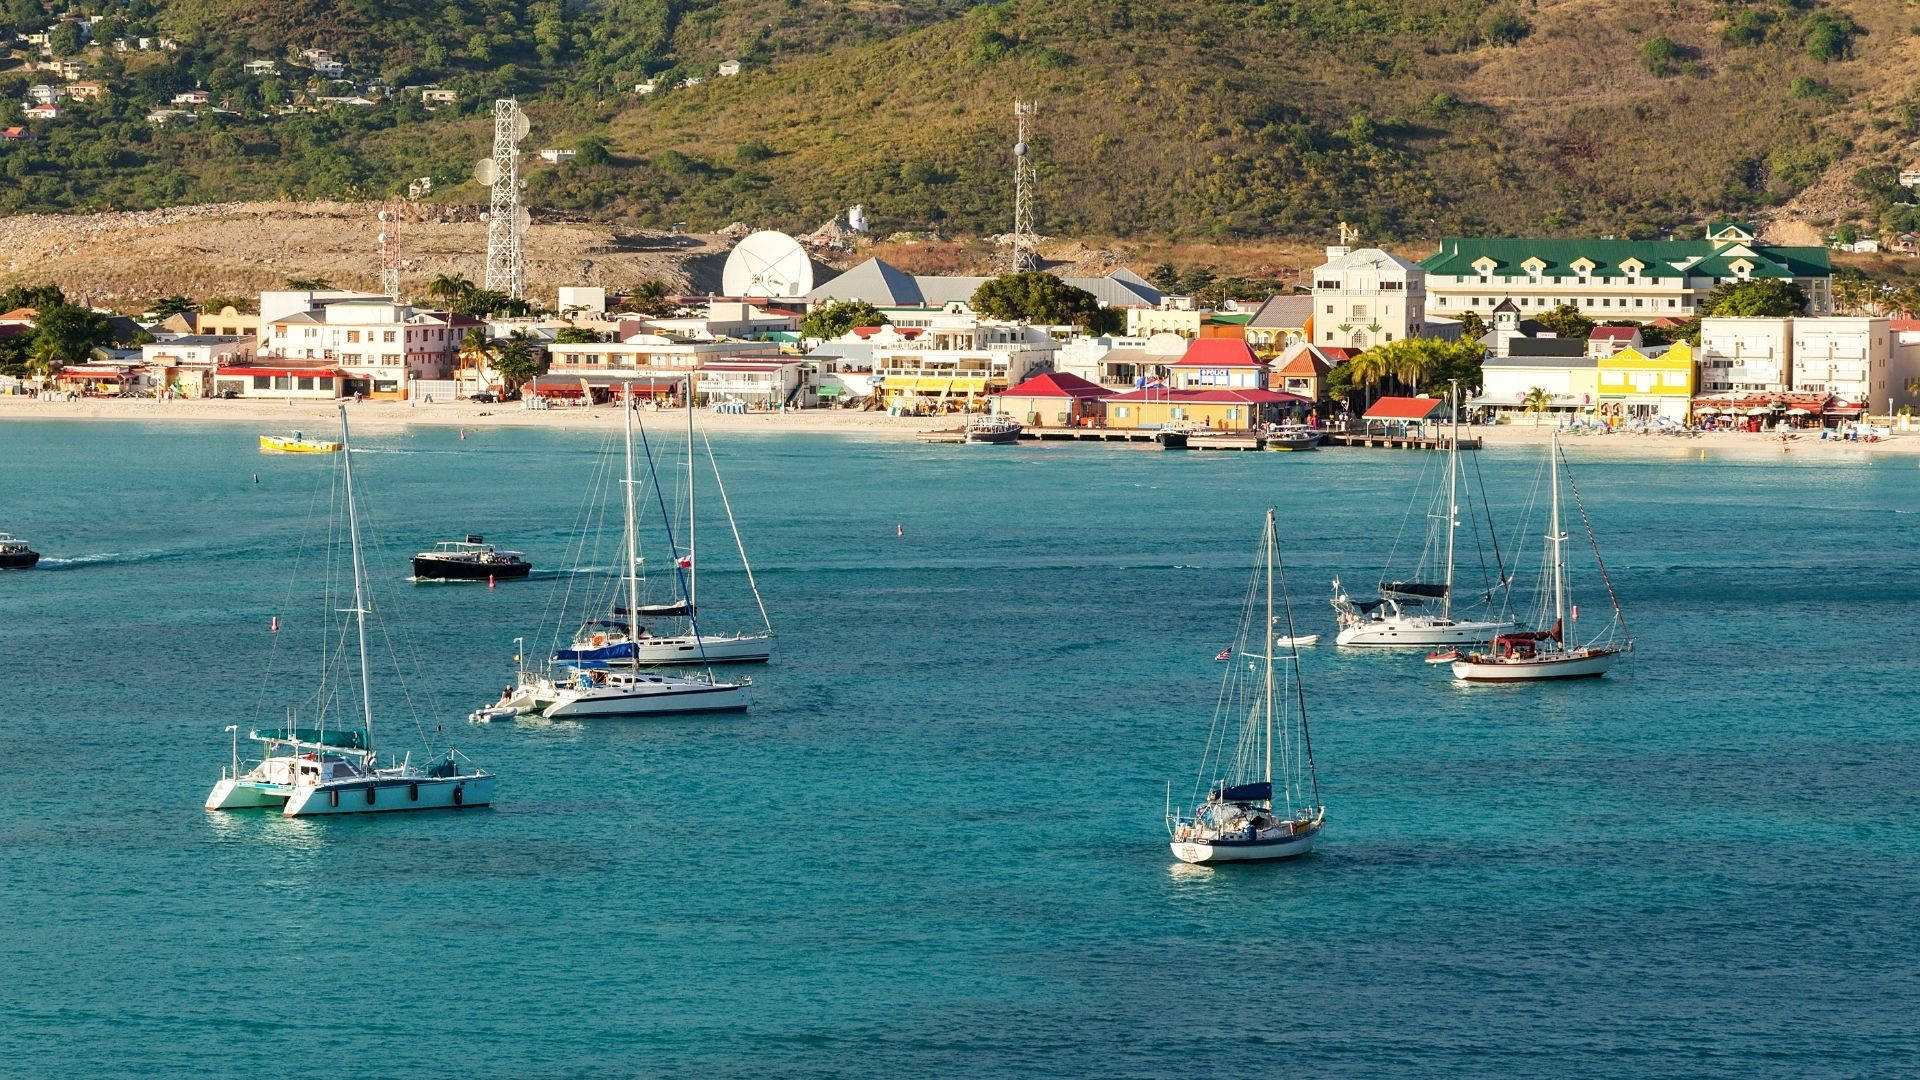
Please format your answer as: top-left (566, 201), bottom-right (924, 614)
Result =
top-left (412, 555), bottom-right (532, 581)
top-left (204, 778), bottom-right (291, 810)
top-left (259, 436), bottom-right (340, 453)
top-left (1452, 649), bottom-right (1619, 682)
top-left (280, 774), bottom-right (495, 816)
top-left (1263, 435), bottom-right (1322, 451)
top-left (0, 550), bottom-right (39, 570)
top-left (1275, 634), bottom-right (1319, 648)
top-left (1172, 824), bottom-right (1321, 864)
top-left (965, 429), bottom-right (1021, 444)
top-left (627, 633), bottom-right (773, 664)
top-left (1336, 619), bottom-right (1513, 648)
top-left (542, 682), bottom-right (750, 718)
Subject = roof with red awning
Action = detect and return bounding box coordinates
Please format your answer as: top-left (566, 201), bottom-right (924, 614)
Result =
top-left (1364, 396), bottom-right (1446, 420)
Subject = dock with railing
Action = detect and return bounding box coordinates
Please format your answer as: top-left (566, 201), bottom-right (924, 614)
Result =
top-left (1322, 428), bottom-right (1481, 451)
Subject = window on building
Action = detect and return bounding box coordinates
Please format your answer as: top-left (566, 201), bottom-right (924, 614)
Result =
top-left (273, 376), bottom-right (289, 389)
top-left (1635, 299), bottom-right (1645, 308)
top-left (1436, 296), bottom-right (1448, 306)
top-left (382, 331), bottom-right (396, 343)
top-left (253, 375), bottom-right (270, 389)
top-left (298, 376), bottom-right (314, 390)
top-left (1385, 332), bottom-right (1394, 341)
top-left (1601, 299), bottom-right (1611, 307)
top-left (1350, 305), bottom-right (1366, 318)
top-left (346, 331), bottom-right (360, 343)
top-left (319, 377), bottom-right (334, 389)
top-left (1324, 305), bottom-right (1334, 315)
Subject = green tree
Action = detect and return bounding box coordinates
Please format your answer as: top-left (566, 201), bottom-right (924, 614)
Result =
top-left (1521, 386), bottom-right (1552, 427)
top-left (575, 136), bottom-right (612, 167)
top-left (1, 283), bottom-right (65, 310)
top-left (1802, 11), bottom-right (1860, 63)
top-left (1147, 263), bottom-right (1178, 291)
top-left (1534, 302), bottom-right (1596, 339)
top-left (31, 303), bottom-right (113, 368)
top-left (1480, 8), bottom-right (1530, 46)
top-left (1456, 310), bottom-right (1490, 344)
top-left (800, 299), bottom-right (888, 339)
top-left (150, 294), bottom-right (197, 320)
top-left (284, 277), bottom-right (333, 290)
top-left (427, 273), bottom-right (475, 306)
top-left (1701, 279), bottom-right (1808, 317)
top-left (491, 333), bottom-right (544, 392)
top-left (553, 326), bottom-right (603, 343)
top-left (47, 21), bottom-right (83, 56)
top-left (969, 272), bottom-right (1104, 329)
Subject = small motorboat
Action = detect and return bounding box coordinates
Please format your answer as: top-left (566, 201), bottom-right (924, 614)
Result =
top-left (1263, 424), bottom-right (1322, 451)
top-left (412, 535), bottom-right (532, 581)
top-left (1275, 634), bottom-right (1320, 648)
top-left (0, 533), bottom-right (40, 570)
top-left (260, 432), bottom-right (341, 454)
top-left (1425, 648), bottom-right (1459, 664)
top-left (964, 414), bottom-right (1023, 444)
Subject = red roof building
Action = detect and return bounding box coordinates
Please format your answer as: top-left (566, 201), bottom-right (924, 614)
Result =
top-left (996, 371), bottom-right (1108, 399)
top-left (1363, 396), bottom-right (1447, 421)
top-left (1103, 387), bottom-right (1307, 405)
top-left (1171, 338), bottom-right (1263, 367)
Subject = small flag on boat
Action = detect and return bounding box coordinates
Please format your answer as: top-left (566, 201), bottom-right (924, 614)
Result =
top-left (1215, 648), bottom-right (1232, 661)
top-left (677, 556), bottom-right (692, 568)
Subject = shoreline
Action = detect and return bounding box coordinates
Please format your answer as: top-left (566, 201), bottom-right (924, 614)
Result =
top-left (2, 396), bottom-right (1914, 459)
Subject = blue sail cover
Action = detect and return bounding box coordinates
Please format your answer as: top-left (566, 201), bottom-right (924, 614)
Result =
top-left (1216, 781), bottom-right (1272, 803)
top-left (553, 640), bottom-right (637, 662)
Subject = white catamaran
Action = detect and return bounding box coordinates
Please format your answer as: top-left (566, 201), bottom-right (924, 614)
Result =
top-left (206, 406), bottom-right (495, 816)
top-left (553, 377), bottom-right (773, 666)
top-left (1452, 431), bottom-right (1632, 682)
top-left (1334, 382), bottom-right (1513, 648)
top-left (1169, 509), bottom-right (1326, 864)
top-left (489, 397), bottom-right (750, 720)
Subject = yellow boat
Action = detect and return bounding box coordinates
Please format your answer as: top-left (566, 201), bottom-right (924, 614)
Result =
top-left (259, 434), bottom-right (342, 454)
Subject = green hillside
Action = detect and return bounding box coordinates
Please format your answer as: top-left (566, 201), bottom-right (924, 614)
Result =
top-left (1, 0), bottom-right (1916, 244)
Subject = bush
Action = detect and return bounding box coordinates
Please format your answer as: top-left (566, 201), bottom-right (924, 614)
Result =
top-left (1480, 9), bottom-right (1531, 46)
top-left (1639, 36), bottom-right (1684, 77)
top-left (736, 139), bottom-right (774, 163)
top-left (1722, 9), bottom-right (1772, 48)
top-left (1803, 12), bottom-right (1861, 62)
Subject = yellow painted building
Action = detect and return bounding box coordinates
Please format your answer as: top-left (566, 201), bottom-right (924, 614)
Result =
top-left (1596, 340), bottom-right (1696, 422)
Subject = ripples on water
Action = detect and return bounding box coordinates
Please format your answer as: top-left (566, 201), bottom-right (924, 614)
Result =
top-left (1, 422), bottom-right (1916, 1074)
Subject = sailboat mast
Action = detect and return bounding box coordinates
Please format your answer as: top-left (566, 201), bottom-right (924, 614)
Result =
top-left (686, 374), bottom-right (697, 615)
top-left (1550, 432), bottom-right (1567, 633)
top-left (1264, 509), bottom-right (1275, 794)
top-left (1442, 379), bottom-right (1459, 619)
top-left (623, 396), bottom-right (640, 636)
top-left (338, 405), bottom-right (375, 750)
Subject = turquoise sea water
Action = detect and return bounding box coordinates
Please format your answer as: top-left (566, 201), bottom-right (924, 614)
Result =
top-left (1, 419), bottom-right (1917, 1076)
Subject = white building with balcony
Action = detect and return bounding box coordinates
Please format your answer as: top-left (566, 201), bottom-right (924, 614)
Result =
top-left (1309, 245), bottom-right (1428, 350)
top-left (867, 316), bottom-right (1058, 412)
top-left (261, 298), bottom-right (474, 398)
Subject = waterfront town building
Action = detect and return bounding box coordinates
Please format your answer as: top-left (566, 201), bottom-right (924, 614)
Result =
top-left (1243, 294), bottom-right (1313, 354)
top-left (1596, 342), bottom-right (1698, 423)
top-left (1168, 338), bottom-right (1268, 390)
top-left (1310, 245), bottom-right (1429, 350)
top-left (140, 335), bottom-right (258, 397)
top-left (260, 298), bottom-right (475, 399)
top-left (1696, 316), bottom-right (1920, 409)
top-left (1421, 222), bottom-right (1833, 323)
top-left (1476, 353), bottom-right (1600, 420)
top-left (991, 371), bottom-right (1109, 428)
top-left (867, 316), bottom-right (1059, 411)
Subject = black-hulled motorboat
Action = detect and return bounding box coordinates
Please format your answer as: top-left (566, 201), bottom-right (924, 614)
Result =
top-left (411, 535), bottom-right (531, 581)
top-left (0, 533), bottom-right (39, 570)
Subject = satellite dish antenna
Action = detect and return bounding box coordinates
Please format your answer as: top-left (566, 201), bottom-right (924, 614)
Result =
top-left (512, 112), bottom-right (531, 141)
top-left (515, 206), bottom-right (532, 231)
top-left (473, 159), bottom-right (499, 186)
top-left (721, 230), bottom-right (815, 298)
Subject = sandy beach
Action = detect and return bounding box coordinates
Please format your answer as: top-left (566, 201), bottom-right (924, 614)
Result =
top-left (2, 394), bottom-right (1914, 459)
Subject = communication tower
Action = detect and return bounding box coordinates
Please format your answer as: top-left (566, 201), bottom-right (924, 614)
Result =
top-left (377, 200), bottom-right (401, 299)
top-left (477, 99), bottom-right (530, 299)
top-left (1006, 100), bottom-right (1039, 273)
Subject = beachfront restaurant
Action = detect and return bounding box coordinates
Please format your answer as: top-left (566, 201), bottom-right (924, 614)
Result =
top-left (527, 374), bottom-right (684, 404)
top-left (1362, 395), bottom-right (1448, 434)
top-left (52, 364), bottom-right (139, 396)
top-left (213, 365), bottom-right (348, 399)
top-left (992, 371), bottom-right (1109, 428)
top-left (1690, 392), bottom-right (1859, 430)
top-left (1101, 387), bottom-right (1307, 431)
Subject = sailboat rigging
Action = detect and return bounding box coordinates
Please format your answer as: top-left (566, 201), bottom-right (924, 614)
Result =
top-left (1452, 431), bottom-right (1631, 681)
top-left (1333, 380), bottom-right (1513, 648)
top-left (207, 405), bottom-right (496, 815)
top-left (1168, 509), bottom-right (1325, 864)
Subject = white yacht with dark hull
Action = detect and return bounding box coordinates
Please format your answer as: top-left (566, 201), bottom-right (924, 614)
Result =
top-left (1335, 383), bottom-right (1512, 648)
top-left (205, 407), bottom-right (494, 818)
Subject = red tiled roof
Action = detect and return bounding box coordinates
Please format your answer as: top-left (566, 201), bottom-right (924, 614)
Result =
top-left (851, 326), bottom-right (921, 339)
top-left (1890, 317), bottom-right (1920, 333)
top-left (1103, 387), bottom-right (1308, 405)
top-left (1364, 396), bottom-right (1446, 420)
top-left (1172, 337), bottom-right (1263, 367)
top-left (1318, 347), bottom-right (1360, 363)
top-left (1273, 344), bottom-right (1332, 377)
top-left (996, 371), bottom-right (1108, 399)
top-left (1590, 326), bottom-right (1639, 341)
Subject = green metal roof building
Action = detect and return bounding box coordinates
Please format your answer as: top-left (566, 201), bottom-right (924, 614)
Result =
top-left (1418, 223), bottom-right (1832, 324)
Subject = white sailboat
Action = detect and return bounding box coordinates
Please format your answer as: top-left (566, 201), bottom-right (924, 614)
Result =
top-left (207, 406), bottom-right (495, 816)
top-left (555, 377), bottom-right (773, 665)
top-left (1334, 382), bottom-right (1513, 648)
top-left (1453, 432), bottom-right (1631, 682)
top-left (494, 399), bottom-right (750, 719)
top-left (1169, 509), bottom-right (1326, 864)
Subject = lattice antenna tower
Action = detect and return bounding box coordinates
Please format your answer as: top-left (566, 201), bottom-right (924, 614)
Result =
top-left (377, 199), bottom-right (401, 299)
top-left (1008, 100), bottom-right (1039, 273)
top-left (480, 98), bottom-right (530, 299)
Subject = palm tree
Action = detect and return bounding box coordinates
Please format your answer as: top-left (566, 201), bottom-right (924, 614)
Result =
top-left (428, 273), bottom-right (475, 307)
top-left (457, 327), bottom-right (496, 384)
top-left (1346, 348), bottom-right (1389, 407)
top-left (27, 337), bottom-right (63, 383)
top-left (1521, 386), bottom-right (1552, 427)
